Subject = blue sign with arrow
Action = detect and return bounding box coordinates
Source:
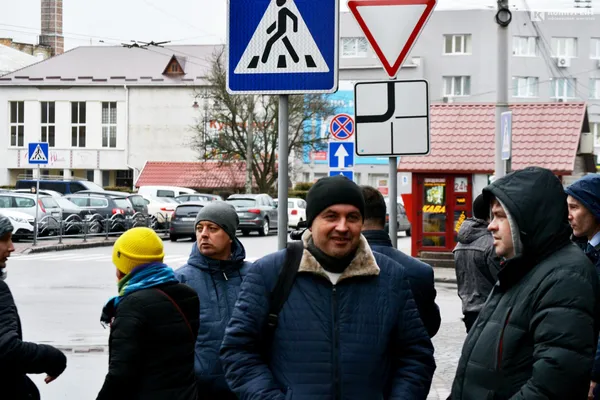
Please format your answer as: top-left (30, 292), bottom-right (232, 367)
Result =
top-left (28, 142), bottom-right (49, 165)
top-left (227, 0), bottom-right (339, 94)
top-left (328, 142), bottom-right (354, 169)
top-left (329, 170), bottom-right (354, 180)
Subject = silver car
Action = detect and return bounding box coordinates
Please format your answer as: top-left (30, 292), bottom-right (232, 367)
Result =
top-left (0, 193), bottom-right (62, 234)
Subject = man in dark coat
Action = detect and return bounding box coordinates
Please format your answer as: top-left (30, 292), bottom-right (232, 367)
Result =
top-left (565, 174), bottom-right (600, 399)
top-left (0, 215), bottom-right (67, 400)
top-left (175, 202), bottom-right (252, 399)
top-left (220, 176), bottom-right (435, 399)
top-left (451, 166), bottom-right (600, 400)
top-left (97, 227), bottom-right (199, 400)
top-left (453, 193), bottom-right (501, 333)
top-left (360, 185), bottom-right (441, 337)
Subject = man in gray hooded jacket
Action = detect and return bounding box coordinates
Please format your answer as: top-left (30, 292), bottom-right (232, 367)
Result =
top-left (453, 194), bottom-right (500, 332)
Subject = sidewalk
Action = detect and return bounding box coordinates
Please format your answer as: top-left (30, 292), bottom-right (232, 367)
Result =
top-left (13, 237), bottom-right (118, 254)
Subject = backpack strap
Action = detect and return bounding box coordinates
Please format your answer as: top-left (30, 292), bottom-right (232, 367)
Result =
top-left (154, 288), bottom-right (195, 342)
top-left (264, 241), bottom-right (304, 342)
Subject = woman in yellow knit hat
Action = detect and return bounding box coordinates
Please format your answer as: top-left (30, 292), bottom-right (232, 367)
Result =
top-left (96, 227), bottom-right (200, 400)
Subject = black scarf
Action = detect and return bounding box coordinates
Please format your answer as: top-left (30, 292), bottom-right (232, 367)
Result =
top-left (307, 238), bottom-right (357, 274)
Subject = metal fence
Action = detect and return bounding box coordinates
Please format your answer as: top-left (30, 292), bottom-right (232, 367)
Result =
top-left (22, 212), bottom-right (172, 245)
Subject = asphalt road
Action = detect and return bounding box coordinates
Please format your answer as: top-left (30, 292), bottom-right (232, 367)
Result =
top-left (5, 233), bottom-right (464, 399)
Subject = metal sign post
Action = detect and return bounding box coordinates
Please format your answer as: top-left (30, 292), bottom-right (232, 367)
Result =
top-left (27, 142), bottom-right (49, 246)
top-left (278, 95), bottom-right (289, 250)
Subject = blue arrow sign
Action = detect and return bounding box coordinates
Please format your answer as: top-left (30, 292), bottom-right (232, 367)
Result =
top-left (28, 142), bottom-right (49, 165)
top-left (329, 170), bottom-right (354, 180)
top-left (227, 0), bottom-right (339, 94)
top-left (328, 142), bottom-right (354, 169)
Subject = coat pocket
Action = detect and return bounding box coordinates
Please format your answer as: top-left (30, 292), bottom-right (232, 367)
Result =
top-left (496, 306), bottom-right (513, 370)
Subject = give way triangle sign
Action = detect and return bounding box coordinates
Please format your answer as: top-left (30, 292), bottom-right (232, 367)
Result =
top-left (348, 0), bottom-right (437, 78)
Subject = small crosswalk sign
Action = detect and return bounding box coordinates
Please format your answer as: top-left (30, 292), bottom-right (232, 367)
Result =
top-left (28, 142), bottom-right (49, 165)
top-left (228, 0), bottom-right (339, 94)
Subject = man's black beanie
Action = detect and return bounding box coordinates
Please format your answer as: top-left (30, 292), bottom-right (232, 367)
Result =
top-left (306, 175), bottom-right (365, 227)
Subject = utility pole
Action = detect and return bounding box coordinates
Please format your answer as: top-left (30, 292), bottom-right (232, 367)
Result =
top-left (246, 105), bottom-right (253, 194)
top-left (495, 0), bottom-right (512, 180)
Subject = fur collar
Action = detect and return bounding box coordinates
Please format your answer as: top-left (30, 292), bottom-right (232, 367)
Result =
top-left (299, 230), bottom-right (380, 283)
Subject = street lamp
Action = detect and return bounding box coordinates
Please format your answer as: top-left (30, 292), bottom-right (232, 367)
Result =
top-left (495, 4), bottom-right (512, 27)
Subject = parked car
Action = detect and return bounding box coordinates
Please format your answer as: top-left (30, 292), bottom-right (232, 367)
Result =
top-left (0, 193), bottom-right (61, 234)
top-left (0, 210), bottom-right (34, 241)
top-left (12, 188), bottom-right (64, 198)
top-left (287, 198), bottom-right (307, 228)
top-left (169, 202), bottom-right (207, 242)
top-left (64, 194), bottom-right (134, 233)
top-left (137, 185), bottom-right (196, 199)
top-left (76, 190), bottom-right (148, 216)
top-left (53, 197), bottom-right (87, 233)
top-left (175, 193), bottom-right (223, 203)
top-left (15, 178), bottom-right (104, 194)
top-left (141, 195), bottom-right (178, 229)
top-left (226, 194), bottom-right (278, 236)
top-left (384, 198), bottom-right (411, 236)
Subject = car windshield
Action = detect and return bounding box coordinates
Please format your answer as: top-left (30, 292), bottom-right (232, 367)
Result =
top-left (56, 198), bottom-right (79, 208)
top-left (157, 197), bottom-right (178, 203)
top-left (176, 205), bottom-right (203, 216)
top-left (40, 197), bottom-right (59, 208)
top-left (113, 199), bottom-right (131, 209)
top-left (227, 199), bottom-right (257, 208)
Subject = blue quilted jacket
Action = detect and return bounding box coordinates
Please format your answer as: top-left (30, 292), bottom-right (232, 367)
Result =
top-left (175, 239), bottom-right (251, 398)
top-left (220, 232), bottom-right (436, 400)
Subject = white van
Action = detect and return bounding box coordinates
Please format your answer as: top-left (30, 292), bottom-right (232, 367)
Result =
top-left (137, 185), bottom-right (196, 199)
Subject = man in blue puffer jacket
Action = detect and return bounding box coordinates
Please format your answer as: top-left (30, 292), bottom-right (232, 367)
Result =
top-left (220, 176), bottom-right (436, 400)
top-left (565, 174), bottom-right (600, 400)
top-left (175, 202), bottom-right (252, 399)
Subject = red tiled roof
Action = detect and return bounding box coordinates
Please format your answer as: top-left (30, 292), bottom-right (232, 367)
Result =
top-left (397, 102), bottom-right (588, 174)
top-left (135, 161), bottom-right (248, 189)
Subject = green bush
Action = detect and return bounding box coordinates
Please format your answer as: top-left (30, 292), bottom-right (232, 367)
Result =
top-left (103, 186), bottom-right (132, 193)
top-left (294, 182), bottom-right (313, 191)
top-left (0, 186), bottom-right (15, 189)
top-left (288, 190), bottom-right (308, 200)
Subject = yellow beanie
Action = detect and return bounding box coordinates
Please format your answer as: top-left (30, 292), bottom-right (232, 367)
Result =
top-left (112, 227), bottom-right (165, 275)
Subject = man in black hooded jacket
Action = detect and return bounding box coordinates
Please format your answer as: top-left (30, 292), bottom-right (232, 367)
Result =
top-left (451, 166), bottom-right (600, 400)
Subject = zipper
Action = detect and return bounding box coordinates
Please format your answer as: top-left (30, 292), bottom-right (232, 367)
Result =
top-left (332, 285), bottom-right (340, 400)
top-left (497, 307), bottom-right (513, 370)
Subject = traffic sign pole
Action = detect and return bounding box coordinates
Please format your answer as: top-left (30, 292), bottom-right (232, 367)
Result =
top-left (389, 74), bottom-right (398, 248)
top-left (278, 95), bottom-right (289, 250)
top-left (34, 165), bottom-right (40, 246)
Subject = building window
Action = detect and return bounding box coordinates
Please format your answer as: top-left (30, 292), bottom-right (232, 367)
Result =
top-left (9, 101), bottom-right (24, 147)
top-left (102, 171), bottom-right (110, 187)
top-left (591, 79), bottom-right (600, 99)
top-left (592, 38), bottom-right (600, 59)
top-left (443, 76), bottom-right (471, 97)
top-left (592, 122), bottom-right (600, 147)
top-left (512, 77), bottom-right (539, 98)
top-left (341, 37), bottom-right (368, 58)
top-left (444, 34), bottom-right (472, 55)
top-left (71, 102), bottom-right (86, 147)
top-left (40, 101), bottom-right (55, 147)
top-left (551, 37), bottom-right (577, 58)
top-left (513, 36), bottom-right (537, 56)
top-left (102, 102), bottom-right (117, 148)
top-left (550, 78), bottom-right (577, 99)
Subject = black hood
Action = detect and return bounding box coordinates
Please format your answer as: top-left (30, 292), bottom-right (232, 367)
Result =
top-left (483, 166), bottom-right (571, 265)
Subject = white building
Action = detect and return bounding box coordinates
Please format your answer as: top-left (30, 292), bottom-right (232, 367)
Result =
top-left (0, 45), bottom-right (214, 187)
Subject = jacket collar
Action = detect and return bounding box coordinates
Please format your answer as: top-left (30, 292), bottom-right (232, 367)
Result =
top-left (299, 230), bottom-right (380, 283)
top-left (361, 229), bottom-right (393, 248)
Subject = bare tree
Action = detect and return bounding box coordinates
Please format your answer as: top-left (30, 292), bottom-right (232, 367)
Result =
top-left (190, 49), bottom-right (335, 193)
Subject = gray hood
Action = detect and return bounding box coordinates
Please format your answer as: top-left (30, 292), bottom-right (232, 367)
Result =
top-left (457, 218), bottom-right (489, 245)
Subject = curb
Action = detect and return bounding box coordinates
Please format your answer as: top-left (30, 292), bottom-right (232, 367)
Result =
top-left (434, 277), bottom-right (457, 284)
top-left (21, 240), bottom-right (118, 255)
top-left (53, 345), bottom-right (108, 354)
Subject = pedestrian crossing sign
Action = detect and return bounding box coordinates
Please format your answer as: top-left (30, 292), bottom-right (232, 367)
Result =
top-left (227, 0), bottom-right (339, 94)
top-left (28, 142), bottom-right (49, 165)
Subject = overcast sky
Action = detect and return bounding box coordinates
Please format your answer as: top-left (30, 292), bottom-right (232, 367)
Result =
top-left (0, 0), bottom-right (596, 50)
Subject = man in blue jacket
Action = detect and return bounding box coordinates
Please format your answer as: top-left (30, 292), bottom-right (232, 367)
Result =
top-left (565, 174), bottom-right (600, 400)
top-left (220, 176), bottom-right (436, 399)
top-left (175, 202), bottom-right (252, 399)
top-left (360, 185), bottom-right (441, 337)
